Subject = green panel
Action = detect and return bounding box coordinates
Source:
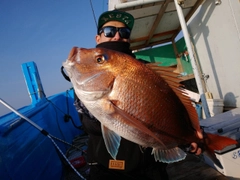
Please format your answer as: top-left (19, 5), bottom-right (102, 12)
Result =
top-left (134, 37), bottom-right (193, 75)
top-left (175, 37), bottom-right (187, 51)
top-left (134, 43), bottom-right (177, 66)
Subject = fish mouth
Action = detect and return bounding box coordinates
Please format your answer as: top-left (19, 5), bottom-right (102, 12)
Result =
top-left (62, 59), bottom-right (75, 79)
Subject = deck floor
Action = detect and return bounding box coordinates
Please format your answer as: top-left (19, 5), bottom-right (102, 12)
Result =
top-left (166, 154), bottom-right (228, 180)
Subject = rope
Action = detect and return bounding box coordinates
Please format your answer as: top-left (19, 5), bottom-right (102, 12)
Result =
top-left (48, 135), bottom-right (86, 180)
top-left (50, 134), bottom-right (84, 152)
top-left (45, 90), bottom-right (82, 130)
top-left (89, 0), bottom-right (97, 28)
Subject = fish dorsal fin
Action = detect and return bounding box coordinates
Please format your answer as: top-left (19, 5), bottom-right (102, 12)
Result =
top-left (146, 63), bottom-right (200, 133)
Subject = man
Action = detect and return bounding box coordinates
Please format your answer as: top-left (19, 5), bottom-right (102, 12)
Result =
top-left (74, 10), bottom-right (202, 180)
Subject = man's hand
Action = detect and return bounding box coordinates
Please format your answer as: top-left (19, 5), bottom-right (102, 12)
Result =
top-left (190, 129), bottom-right (203, 155)
top-left (190, 143), bottom-right (202, 155)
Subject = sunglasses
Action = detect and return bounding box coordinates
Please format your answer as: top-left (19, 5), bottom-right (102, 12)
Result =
top-left (98, 26), bottom-right (131, 39)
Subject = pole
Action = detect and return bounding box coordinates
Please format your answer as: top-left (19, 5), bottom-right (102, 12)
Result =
top-left (173, 0), bottom-right (211, 118)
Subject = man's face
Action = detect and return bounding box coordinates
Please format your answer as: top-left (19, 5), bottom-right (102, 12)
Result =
top-left (95, 21), bottom-right (130, 44)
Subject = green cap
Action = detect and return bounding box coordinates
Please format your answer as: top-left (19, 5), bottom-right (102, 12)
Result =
top-left (97, 10), bottom-right (134, 31)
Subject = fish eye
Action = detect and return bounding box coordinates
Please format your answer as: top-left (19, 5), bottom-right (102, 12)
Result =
top-left (96, 55), bottom-right (105, 64)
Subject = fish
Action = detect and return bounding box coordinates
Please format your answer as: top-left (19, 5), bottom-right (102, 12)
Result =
top-left (63, 47), bottom-right (238, 165)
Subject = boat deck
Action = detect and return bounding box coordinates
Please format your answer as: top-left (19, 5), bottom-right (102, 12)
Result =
top-left (167, 154), bottom-right (228, 180)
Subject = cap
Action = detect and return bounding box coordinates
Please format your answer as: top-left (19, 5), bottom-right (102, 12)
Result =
top-left (97, 10), bottom-right (134, 31)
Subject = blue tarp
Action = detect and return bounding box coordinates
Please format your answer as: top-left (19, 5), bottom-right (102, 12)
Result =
top-left (0, 89), bottom-right (83, 179)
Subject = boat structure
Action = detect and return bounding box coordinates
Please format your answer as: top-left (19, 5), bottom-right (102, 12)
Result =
top-left (1, 0), bottom-right (240, 179)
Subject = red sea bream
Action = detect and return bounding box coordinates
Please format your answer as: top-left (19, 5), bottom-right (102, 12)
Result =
top-left (63, 47), bottom-right (237, 164)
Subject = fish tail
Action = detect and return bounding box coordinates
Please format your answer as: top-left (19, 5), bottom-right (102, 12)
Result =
top-left (203, 132), bottom-right (238, 168)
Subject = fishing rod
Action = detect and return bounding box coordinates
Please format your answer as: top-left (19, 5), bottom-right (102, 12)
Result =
top-left (0, 98), bottom-right (86, 180)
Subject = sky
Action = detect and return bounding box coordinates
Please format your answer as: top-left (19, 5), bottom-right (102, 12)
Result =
top-left (0, 0), bottom-right (108, 116)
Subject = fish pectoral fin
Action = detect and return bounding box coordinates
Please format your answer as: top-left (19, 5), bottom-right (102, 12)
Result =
top-left (152, 147), bottom-right (186, 163)
top-left (101, 124), bottom-right (121, 160)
